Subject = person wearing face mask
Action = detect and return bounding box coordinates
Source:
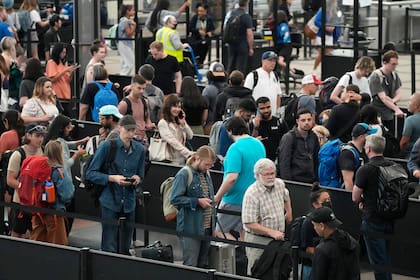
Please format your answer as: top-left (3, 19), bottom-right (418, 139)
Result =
top-left (300, 183), bottom-right (332, 280)
top-left (156, 15), bottom-right (189, 77)
top-left (242, 158), bottom-right (293, 275)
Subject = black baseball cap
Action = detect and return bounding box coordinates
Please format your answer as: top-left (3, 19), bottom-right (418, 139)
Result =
top-left (310, 207), bottom-right (342, 228)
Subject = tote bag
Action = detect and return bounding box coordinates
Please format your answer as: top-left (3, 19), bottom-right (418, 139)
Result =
top-left (148, 131), bottom-right (169, 162)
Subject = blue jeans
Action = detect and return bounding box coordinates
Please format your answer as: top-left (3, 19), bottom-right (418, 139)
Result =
top-left (301, 265), bottom-right (312, 280)
top-left (101, 206), bottom-right (135, 255)
top-left (180, 228), bottom-right (211, 268)
top-left (361, 220), bottom-right (393, 280)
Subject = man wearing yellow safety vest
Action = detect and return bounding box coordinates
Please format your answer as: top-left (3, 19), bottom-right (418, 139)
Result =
top-left (156, 15), bottom-right (189, 64)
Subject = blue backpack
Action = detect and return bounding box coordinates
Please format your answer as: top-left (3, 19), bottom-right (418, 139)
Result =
top-left (91, 82), bottom-right (118, 122)
top-left (318, 139), bottom-right (360, 188)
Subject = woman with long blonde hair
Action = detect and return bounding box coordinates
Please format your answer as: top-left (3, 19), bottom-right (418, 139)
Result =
top-left (21, 76), bottom-right (59, 124)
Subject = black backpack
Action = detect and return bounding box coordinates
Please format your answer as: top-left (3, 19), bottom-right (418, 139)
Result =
top-left (0, 147), bottom-right (25, 196)
top-left (82, 139), bottom-right (117, 206)
top-left (368, 161), bottom-right (410, 220)
top-left (251, 240), bottom-right (292, 280)
top-left (223, 12), bottom-right (244, 44)
top-left (381, 125), bottom-right (401, 158)
top-left (318, 76), bottom-right (339, 110)
top-left (283, 93), bottom-right (301, 129)
top-left (289, 215), bottom-right (307, 248)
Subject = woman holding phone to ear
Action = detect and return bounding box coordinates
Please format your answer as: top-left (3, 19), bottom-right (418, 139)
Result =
top-left (158, 94), bottom-right (194, 165)
top-left (46, 43), bottom-right (79, 117)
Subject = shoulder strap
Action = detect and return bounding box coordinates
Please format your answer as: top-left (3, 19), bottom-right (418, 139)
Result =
top-left (105, 82), bottom-right (113, 90)
top-left (93, 81), bottom-right (104, 89)
top-left (185, 166), bottom-right (193, 186)
top-left (141, 96), bottom-right (149, 120)
top-left (17, 146), bottom-right (26, 167)
top-left (123, 97), bottom-right (132, 115)
top-left (252, 70), bottom-right (258, 90)
top-left (347, 73), bottom-right (352, 85)
top-left (92, 136), bottom-right (98, 152)
top-left (342, 144), bottom-right (360, 167)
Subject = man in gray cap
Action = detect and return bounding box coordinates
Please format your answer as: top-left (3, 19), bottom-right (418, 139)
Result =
top-left (86, 115), bottom-right (145, 255)
top-left (311, 207), bottom-right (360, 280)
top-left (244, 51), bottom-right (281, 116)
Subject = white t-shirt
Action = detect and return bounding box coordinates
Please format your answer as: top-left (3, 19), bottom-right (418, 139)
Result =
top-left (337, 71), bottom-right (371, 96)
top-left (244, 68), bottom-right (281, 113)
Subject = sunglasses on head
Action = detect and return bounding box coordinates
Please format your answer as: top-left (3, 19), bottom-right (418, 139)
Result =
top-left (27, 125), bottom-right (47, 134)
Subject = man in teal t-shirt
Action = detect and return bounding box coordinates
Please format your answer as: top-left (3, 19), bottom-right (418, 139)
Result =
top-left (214, 116), bottom-right (266, 240)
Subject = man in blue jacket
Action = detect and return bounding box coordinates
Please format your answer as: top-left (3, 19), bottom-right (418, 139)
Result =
top-left (86, 115), bottom-right (145, 255)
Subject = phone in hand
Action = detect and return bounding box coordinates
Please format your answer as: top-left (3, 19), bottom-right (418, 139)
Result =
top-left (124, 177), bottom-right (136, 183)
top-left (178, 111), bottom-right (184, 119)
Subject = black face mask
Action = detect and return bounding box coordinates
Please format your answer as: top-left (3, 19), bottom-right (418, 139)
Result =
top-left (321, 201), bottom-right (332, 208)
top-left (172, 24), bottom-right (178, 29)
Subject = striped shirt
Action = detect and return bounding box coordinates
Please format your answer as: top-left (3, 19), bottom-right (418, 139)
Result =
top-left (200, 173), bottom-right (212, 229)
top-left (242, 178), bottom-right (290, 234)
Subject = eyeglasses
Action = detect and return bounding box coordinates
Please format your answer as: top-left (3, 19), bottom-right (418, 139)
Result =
top-left (27, 125), bottom-right (47, 134)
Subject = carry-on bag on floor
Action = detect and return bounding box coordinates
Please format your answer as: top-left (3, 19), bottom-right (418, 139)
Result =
top-left (208, 241), bottom-right (236, 274)
top-left (136, 240), bottom-right (174, 263)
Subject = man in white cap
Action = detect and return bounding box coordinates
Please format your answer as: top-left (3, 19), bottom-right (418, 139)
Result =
top-left (244, 51), bottom-right (281, 116)
top-left (298, 74), bottom-right (324, 116)
top-left (98, 105), bottom-right (123, 141)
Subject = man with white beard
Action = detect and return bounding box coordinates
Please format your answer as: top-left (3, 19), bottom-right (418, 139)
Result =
top-left (241, 158), bottom-right (293, 275)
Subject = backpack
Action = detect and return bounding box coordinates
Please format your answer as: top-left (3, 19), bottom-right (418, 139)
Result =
top-left (223, 96), bottom-right (242, 120)
top-left (223, 12), bottom-right (244, 44)
top-left (0, 147), bottom-right (25, 195)
top-left (318, 76), bottom-right (339, 110)
top-left (17, 156), bottom-right (53, 214)
top-left (160, 166), bottom-right (193, 222)
top-left (368, 161), bottom-right (409, 220)
top-left (318, 139), bottom-right (360, 188)
top-left (251, 70), bottom-right (279, 90)
top-left (91, 81), bottom-right (118, 122)
top-left (283, 94), bottom-right (301, 129)
top-left (251, 240), bottom-right (292, 280)
top-left (107, 24), bottom-right (118, 50)
top-left (381, 125), bottom-right (400, 158)
top-left (290, 215), bottom-right (307, 248)
top-left (209, 120), bottom-right (225, 155)
top-left (122, 96), bottom-right (148, 120)
top-left (82, 139), bottom-right (117, 207)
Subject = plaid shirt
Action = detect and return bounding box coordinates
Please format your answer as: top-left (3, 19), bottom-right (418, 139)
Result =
top-left (242, 178), bottom-right (290, 234)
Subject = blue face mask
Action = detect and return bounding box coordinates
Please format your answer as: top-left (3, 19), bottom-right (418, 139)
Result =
top-left (321, 201), bottom-right (332, 208)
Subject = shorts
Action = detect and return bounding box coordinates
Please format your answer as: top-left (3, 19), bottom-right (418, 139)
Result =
top-left (10, 206), bottom-right (32, 234)
top-left (313, 35), bottom-right (333, 46)
top-left (216, 201), bottom-right (242, 234)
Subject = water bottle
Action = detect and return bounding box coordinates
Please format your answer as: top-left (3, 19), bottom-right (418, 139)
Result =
top-left (44, 180), bottom-right (56, 204)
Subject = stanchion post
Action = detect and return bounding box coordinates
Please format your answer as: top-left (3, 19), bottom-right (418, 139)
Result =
top-left (207, 268), bottom-right (216, 280)
top-left (79, 247), bottom-right (90, 280)
top-left (291, 246), bottom-right (300, 280)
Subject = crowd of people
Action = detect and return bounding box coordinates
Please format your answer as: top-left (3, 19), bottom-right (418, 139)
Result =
top-left (0, 1), bottom-right (418, 280)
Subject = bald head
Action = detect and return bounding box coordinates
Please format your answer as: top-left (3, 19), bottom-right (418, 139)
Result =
top-left (408, 93), bottom-right (420, 113)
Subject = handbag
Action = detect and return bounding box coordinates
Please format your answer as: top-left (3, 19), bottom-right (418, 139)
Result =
top-left (148, 131), bottom-right (169, 161)
top-left (137, 240), bottom-right (174, 263)
top-left (304, 15), bottom-right (318, 39)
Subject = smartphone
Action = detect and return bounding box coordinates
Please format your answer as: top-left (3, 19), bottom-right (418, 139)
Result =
top-left (124, 177), bottom-right (136, 183)
top-left (178, 111), bottom-right (184, 119)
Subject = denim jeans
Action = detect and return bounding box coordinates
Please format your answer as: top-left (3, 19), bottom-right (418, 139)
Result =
top-left (361, 220), bottom-right (393, 280)
top-left (180, 228), bottom-right (212, 268)
top-left (101, 206), bottom-right (135, 255)
top-left (301, 265), bottom-right (312, 280)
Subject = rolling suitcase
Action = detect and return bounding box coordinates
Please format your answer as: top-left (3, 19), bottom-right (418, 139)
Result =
top-left (208, 241), bottom-right (236, 274)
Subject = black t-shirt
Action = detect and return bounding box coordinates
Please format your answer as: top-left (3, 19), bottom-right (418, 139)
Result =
top-left (80, 82), bottom-right (119, 121)
top-left (354, 156), bottom-right (394, 222)
top-left (257, 116), bottom-right (289, 161)
top-left (145, 54), bottom-right (180, 95)
top-left (301, 216), bottom-right (321, 266)
top-left (183, 98), bottom-right (209, 126)
top-left (338, 142), bottom-right (366, 171)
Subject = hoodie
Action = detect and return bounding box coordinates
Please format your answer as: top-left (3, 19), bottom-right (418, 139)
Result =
top-left (312, 229), bottom-right (360, 280)
top-left (214, 85), bottom-right (253, 121)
